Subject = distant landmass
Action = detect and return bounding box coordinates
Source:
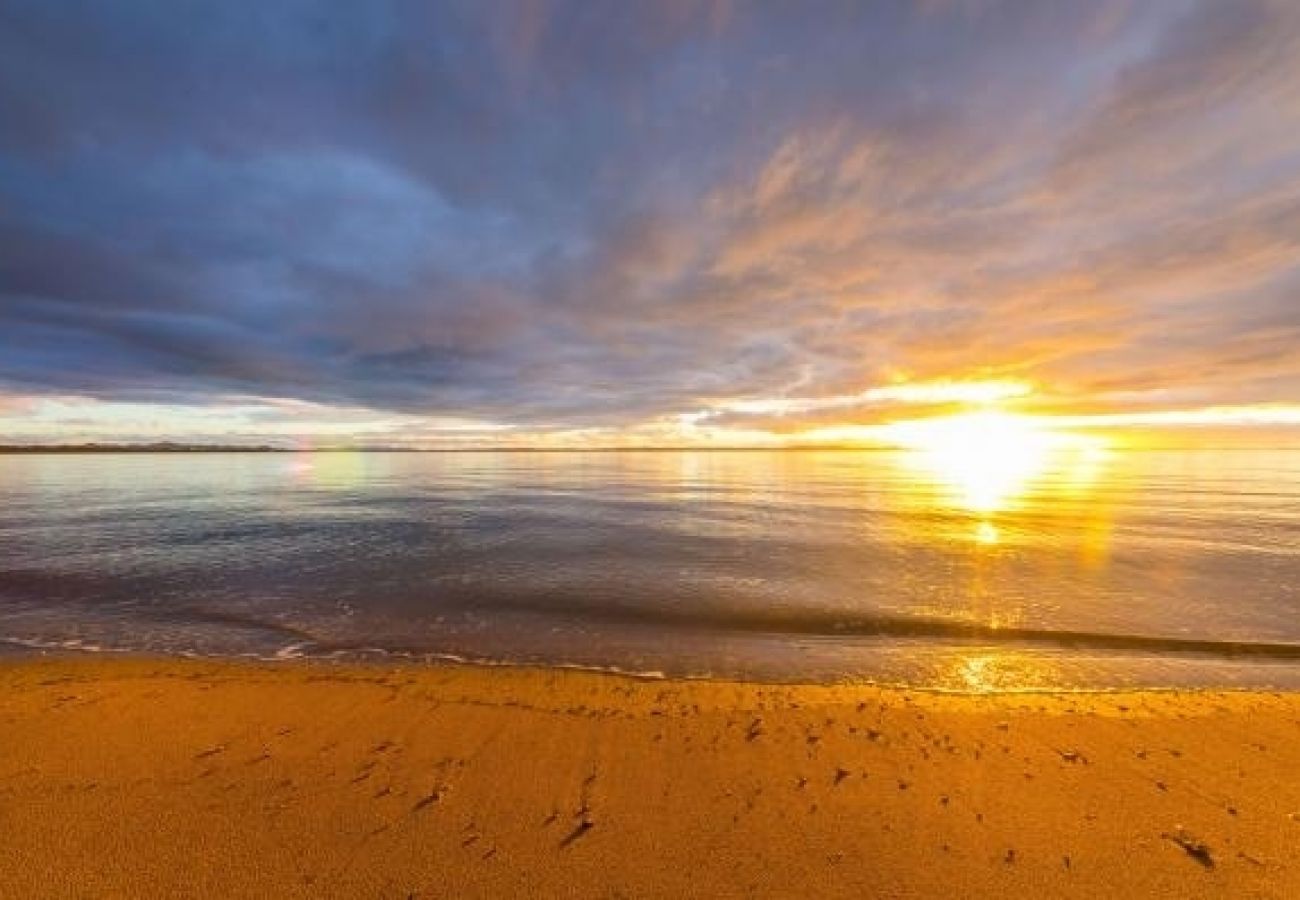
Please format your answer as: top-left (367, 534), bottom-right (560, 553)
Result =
top-left (0, 442), bottom-right (290, 453)
top-left (0, 443), bottom-right (875, 453)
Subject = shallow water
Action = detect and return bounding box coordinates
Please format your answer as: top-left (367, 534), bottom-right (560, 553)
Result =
top-left (1, 448), bottom-right (1297, 689)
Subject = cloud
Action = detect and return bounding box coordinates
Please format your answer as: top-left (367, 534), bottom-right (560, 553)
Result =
top-left (0, 1), bottom-right (1297, 442)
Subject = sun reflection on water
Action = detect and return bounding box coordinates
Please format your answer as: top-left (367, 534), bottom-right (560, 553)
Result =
top-left (944, 651), bottom-right (1065, 692)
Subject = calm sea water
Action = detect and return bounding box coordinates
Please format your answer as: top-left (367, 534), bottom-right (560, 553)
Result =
top-left (1, 448), bottom-right (1297, 689)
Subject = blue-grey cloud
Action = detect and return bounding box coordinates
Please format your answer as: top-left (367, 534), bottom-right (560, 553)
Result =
top-left (1, 0), bottom-right (1298, 436)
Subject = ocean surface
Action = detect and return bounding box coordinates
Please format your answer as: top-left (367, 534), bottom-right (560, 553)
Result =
top-left (1, 448), bottom-right (1297, 689)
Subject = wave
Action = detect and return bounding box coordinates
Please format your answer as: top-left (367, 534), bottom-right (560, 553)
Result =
top-left (0, 633), bottom-right (675, 681)
top-left (408, 596), bottom-right (1300, 661)
top-left (7, 596), bottom-right (1300, 666)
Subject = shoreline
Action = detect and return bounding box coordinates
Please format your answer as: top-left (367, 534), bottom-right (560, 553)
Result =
top-left (5, 640), bottom-right (1300, 694)
top-left (3, 655), bottom-right (1298, 897)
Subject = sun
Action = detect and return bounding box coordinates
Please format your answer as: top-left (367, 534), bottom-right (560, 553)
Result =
top-left (880, 411), bottom-right (1108, 522)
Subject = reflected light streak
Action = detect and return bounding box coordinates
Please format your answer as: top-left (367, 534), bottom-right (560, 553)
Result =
top-left (945, 652), bottom-right (1063, 693)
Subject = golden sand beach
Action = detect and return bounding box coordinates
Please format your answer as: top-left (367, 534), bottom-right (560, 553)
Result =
top-left (1, 656), bottom-right (1297, 898)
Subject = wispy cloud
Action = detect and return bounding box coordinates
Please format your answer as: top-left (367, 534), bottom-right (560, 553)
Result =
top-left (0, 1), bottom-right (1297, 443)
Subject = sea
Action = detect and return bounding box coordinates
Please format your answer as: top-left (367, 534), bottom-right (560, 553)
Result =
top-left (1, 447), bottom-right (1297, 690)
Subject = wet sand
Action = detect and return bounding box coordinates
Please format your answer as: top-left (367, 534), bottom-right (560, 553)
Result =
top-left (1, 656), bottom-right (1297, 898)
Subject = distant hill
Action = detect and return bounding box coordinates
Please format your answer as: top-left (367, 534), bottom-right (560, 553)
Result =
top-left (0, 442), bottom-right (289, 453)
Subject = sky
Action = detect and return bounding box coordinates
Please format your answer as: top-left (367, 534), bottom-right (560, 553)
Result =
top-left (1, 0), bottom-right (1298, 447)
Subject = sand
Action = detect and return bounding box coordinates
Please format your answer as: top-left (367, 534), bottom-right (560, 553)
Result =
top-left (1, 656), bottom-right (1297, 898)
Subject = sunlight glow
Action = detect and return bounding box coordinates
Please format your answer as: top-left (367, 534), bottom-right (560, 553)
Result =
top-left (1055, 404), bottom-right (1300, 429)
top-left (707, 378), bottom-right (1033, 418)
top-left (881, 411), bottom-right (1103, 515)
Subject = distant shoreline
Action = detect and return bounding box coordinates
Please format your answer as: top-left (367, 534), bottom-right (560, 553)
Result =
top-left (2, 443), bottom-right (1295, 454)
top-left (0, 443), bottom-right (289, 453)
top-left (0, 443), bottom-right (892, 453)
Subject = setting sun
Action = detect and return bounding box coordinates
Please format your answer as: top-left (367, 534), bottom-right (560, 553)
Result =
top-left (879, 411), bottom-right (1107, 515)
